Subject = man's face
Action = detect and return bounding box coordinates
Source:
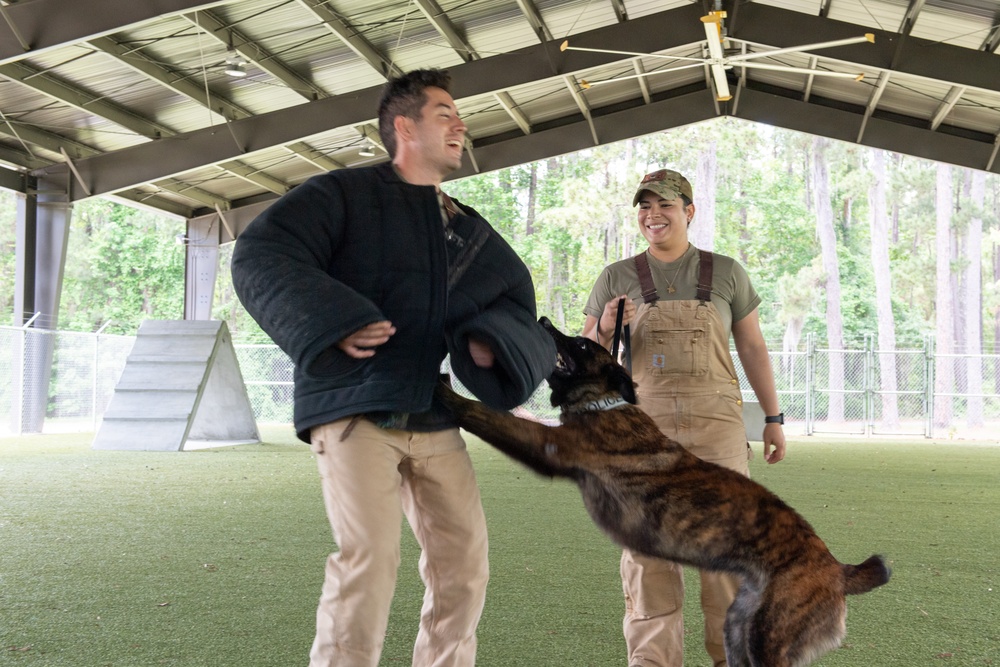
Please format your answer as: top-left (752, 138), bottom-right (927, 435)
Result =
top-left (407, 86), bottom-right (467, 176)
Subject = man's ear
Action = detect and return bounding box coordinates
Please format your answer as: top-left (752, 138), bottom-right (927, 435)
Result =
top-left (393, 114), bottom-right (413, 143)
top-left (609, 364), bottom-right (637, 404)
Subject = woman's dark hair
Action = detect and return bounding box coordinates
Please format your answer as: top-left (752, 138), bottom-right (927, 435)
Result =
top-left (377, 69), bottom-right (452, 158)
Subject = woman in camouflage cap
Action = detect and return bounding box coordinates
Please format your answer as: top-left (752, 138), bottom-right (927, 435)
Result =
top-left (582, 168), bottom-right (786, 667)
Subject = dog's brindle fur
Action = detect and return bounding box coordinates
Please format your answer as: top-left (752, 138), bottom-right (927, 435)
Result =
top-left (436, 317), bottom-right (890, 667)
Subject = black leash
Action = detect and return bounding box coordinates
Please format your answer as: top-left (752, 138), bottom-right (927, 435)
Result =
top-left (609, 297), bottom-right (632, 374)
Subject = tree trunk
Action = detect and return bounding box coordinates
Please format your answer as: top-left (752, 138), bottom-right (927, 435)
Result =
top-left (525, 162), bottom-right (538, 236)
top-left (692, 141), bottom-right (717, 251)
top-left (965, 169), bottom-right (986, 427)
top-left (934, 162), bottom-right (954, 428)
top-left (812, 137), bottom-right (845, 423)
top-left (869, 150), bottom-right (899, 427)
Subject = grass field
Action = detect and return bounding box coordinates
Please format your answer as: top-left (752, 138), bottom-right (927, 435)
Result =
top-left (2, 426), bottom-right (998, 666)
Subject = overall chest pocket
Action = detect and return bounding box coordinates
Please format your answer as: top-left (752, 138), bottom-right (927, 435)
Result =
top-left (643, 325), bottom-right (709, 377)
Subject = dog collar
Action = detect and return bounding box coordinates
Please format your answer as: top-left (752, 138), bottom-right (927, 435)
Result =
top-left (570, 396), bottom-right (631, 412)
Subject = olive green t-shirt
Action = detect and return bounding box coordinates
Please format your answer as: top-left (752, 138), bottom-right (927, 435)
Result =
top-left (583, 244), bottom-right (761, 336)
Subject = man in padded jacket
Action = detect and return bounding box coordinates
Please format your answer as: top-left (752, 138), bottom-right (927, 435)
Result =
top-left (231, 68), bottom-right (554, 667)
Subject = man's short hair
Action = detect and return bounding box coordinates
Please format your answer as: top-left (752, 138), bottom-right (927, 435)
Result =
top-left (378, 69), bottom-right (452, 158)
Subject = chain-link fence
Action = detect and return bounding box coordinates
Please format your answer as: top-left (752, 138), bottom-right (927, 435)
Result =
top-left (4, 324), bottom-right (1000, 440)
top-left (0, 326), bottom-right (133, 435)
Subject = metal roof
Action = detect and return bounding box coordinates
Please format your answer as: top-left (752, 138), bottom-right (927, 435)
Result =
top-left (1, 0), bottom-right (998, 221)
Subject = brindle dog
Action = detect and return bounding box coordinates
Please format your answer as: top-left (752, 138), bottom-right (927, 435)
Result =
top-left (436, 317), bottom-right (890, 667)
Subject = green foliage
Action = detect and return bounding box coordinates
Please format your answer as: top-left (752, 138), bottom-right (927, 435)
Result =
top-left (59, 199), bottom-right (185, 334)
top-left (4, 120), bottom-right (1000, 351)
top-left (0, 189), bottom-right (16, 324)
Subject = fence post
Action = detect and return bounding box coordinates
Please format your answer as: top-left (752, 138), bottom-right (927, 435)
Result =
top-left (924, 334), bottom-right (934, 438)
top-left (91, 321), bottom-right (111, 431)
top-left (805, 332), bottom-right (815, 435)
top-left (864, 333), bottom-right (874, 436)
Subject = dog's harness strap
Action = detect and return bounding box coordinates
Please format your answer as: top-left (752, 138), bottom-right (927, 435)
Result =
top-left (697, 249), bottom-right (713, 303)
top-left (634, 252), bottom-right (659, 304)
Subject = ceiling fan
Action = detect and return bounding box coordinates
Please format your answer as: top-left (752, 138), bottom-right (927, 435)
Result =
top-left (561, 10), bottom-right (874, 102)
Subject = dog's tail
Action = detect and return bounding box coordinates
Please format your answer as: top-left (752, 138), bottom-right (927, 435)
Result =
top-left (842, 555), bottom-right (891, 595)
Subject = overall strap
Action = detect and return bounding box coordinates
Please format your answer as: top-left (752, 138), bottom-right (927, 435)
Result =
top-left (633, 252), bottom-right (659, 304)
top-left (696, 249), bottom-right (714, 303)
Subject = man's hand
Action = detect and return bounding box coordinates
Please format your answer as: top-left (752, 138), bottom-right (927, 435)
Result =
top-left (468, 336), bottom-right (495, 368)
top-left (336, 321), bottom-right (396, 359)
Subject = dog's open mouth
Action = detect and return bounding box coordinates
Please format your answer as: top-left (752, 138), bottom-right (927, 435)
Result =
top-left (552, 349), bottom-right (574, 377)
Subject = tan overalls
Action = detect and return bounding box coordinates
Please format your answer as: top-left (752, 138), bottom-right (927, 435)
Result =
top-left (621, 250), bottom-right (750, 667)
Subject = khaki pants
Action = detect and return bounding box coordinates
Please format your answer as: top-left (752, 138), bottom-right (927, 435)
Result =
top-left (308, 418), bottom-right (489, 667)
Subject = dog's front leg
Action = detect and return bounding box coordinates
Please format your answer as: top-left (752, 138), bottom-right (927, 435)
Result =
top-left (436, 384), bottom-right (568, 478)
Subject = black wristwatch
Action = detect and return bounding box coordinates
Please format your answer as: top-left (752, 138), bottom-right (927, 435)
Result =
top-left (764, 413), bottom-right (784, 425)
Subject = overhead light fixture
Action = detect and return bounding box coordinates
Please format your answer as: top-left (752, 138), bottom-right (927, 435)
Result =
top-left (359, 141), bottom-right (376, 157)
top-left (225, 49), bottom-right (248, 78)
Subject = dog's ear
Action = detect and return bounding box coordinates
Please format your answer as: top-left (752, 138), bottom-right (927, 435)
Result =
top-left (607, 364), bottom-right (638, 404)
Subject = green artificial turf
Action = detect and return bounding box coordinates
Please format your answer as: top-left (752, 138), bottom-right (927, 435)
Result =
top-left (1, 428), bottom-right (998, 666)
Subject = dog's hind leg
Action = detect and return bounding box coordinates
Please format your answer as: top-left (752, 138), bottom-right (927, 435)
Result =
top-left (723, 580), bottom-right (761, 667)
top-left (745, 583), bottom-right (846, 667)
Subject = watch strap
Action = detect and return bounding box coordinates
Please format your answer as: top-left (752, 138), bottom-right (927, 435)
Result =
top-left (764, 413), bottom-right (784, 425)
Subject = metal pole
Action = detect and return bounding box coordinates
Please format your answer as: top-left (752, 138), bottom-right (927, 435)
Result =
top-left (92, 321), bottom-right (111, 431)
top-left (806, 332), bottom-right (815, 435)
top-left (924, 334), bottom-right (934, 438)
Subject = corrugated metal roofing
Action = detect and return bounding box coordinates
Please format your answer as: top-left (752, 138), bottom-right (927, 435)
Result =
top-left (0, 0), bottom-right (997, 219)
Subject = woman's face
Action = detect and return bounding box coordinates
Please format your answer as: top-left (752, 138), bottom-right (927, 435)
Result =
top-left (636, 190), bottom-right (694, 248)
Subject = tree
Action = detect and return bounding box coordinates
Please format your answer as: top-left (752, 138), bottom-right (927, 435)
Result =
top-left (964, 169), bottom-right (986, 426)
top-left (59, 199), bottom-right (184, 334)
top-left (868, 149), bottom-right (899, 427)
top-left (812, 136), bottom-right (846, 422)
top-left (934, 163), bottom-right (954, 427)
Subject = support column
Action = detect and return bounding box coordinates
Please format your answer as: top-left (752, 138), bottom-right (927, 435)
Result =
top-left (12, 174), bottom-right (72, 433)
top-left (183, 200), bottom-right (272, 320)
top-left (183, 213), bottom-right (221, 321)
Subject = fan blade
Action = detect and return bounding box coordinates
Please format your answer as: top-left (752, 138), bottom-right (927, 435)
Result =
top-left (700, 14), bottom-right (730, 100)
top-left (728, 34), bottom-right (874, 63)
top-left (735, 61), bottom-right (865, 80)
top-left (560, 41), bottom-right (706, 63)
top-left (701, 14), bottom-right (726, 61)
top-left (709, 63), bottom-right (731, 100)
top-left (579, 61), bottom-right (712, 88)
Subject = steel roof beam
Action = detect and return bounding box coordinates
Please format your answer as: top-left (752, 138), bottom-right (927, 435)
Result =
top-left (514, 0), bottom-right (554, 43)
top-left (0, 0), bottom-right (234, 65)
top-left (30, 3), bottom-right (1000, 199)
top-left (0, 60), bottom-right (173, 139)
top-left (183, 10), bottom-right (328, 102)
top-left (284, 142), bottom-right (345, 171)
top-left (0, 119), bottom-right (100, 159)
top-left (413, 0), bottom-right (476, 63)
top-left (88, 35), bottom-right (250, 122)
top-left (930, 86), bottom-right (965, 131)
top-left (217, 160), bottom-right (289, 195)
top-left (982, 23), bottom-right (1000, 53)
top-left (563, 75), bottom-right (598, 145)
top-left (731, 3), bottom-right (1000, 92)
top-left (296, 0), bottom-right (403, 79)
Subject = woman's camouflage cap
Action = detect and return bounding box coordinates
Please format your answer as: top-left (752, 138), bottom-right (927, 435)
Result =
top-left (632, 169), bottom-right (693, 206)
